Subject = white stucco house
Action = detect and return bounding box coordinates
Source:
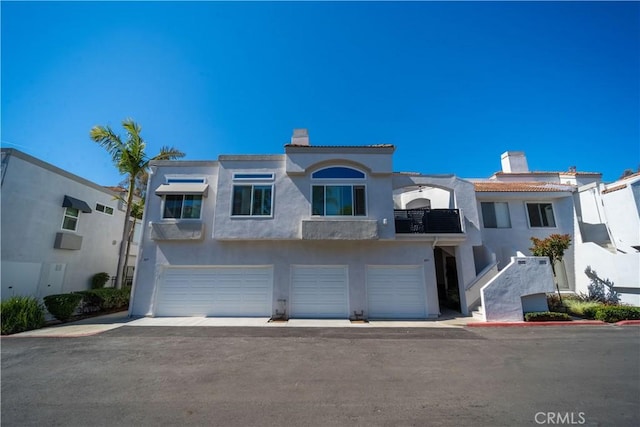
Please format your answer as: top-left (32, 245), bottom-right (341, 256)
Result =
top-left (574, 172), bottom-right (640, 305)
top-left (471, 151), bottom-right (639, 311)
top-left (1, 148), bottom-right (140, 300)
top-left (129, 131), bottom-right (556, 321)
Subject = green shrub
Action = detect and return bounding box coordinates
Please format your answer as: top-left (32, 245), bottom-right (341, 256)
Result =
top-left (43, 293), bottom-right (83, 321)
top-left (564, 299), bottom-right (604, 318)
top-left (525, 311), bottom-right (571, 322)
top-left (75, 288), bottom-right (131, 312)
top-left (582, 306), bottom-right (601, 319)
top-left (91, 272), bottom-right (111, 289)
top-left (1, 296), bottom-right (46, 335)
top-left (593, 306), bottom-right (640, 323)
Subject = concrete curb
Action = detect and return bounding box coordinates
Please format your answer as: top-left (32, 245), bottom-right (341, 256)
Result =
top-left (615, 320), bottom-right (640, 326)
top-left (467, 320), bottom-right (607, 327)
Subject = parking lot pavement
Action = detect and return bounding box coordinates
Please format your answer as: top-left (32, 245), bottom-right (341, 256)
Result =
top-left (2, 325), bottom-right (638, 426)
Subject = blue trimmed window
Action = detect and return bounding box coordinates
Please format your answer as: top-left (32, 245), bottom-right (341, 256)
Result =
top-left (311, 167), bottom-right (365, 179)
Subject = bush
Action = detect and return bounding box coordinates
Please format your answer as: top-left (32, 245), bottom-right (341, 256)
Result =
top-left (43, 293), bottom-right (83, 321)
top-left (593, 306), bottom-right (640, 323)
top-left (1, 296), bottom-right (46, 335)
top-left (582, 306), bottom-right (600, 319)
top-left (564, 299), bottom-right (604, 318)
top-left (75, 288), bottom-right (131, 313)
top-left (91, 272), bottom-right (111, 289)
top-left (525, 311), bottom-right (571, 322)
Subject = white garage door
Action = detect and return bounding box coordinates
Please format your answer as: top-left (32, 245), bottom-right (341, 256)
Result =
top-left (367, 265), bottom-right (426, 319)
top-left (290, 266), bottom-right (349, 318)
top-left (154, 266), bottom-right (272, 317)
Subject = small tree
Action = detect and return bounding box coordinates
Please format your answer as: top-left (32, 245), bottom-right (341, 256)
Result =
top-left (90, 119), bottom-right (185, 289)
top-left (584, 266), bottom-right (619, 304)
top-left (530, 234), bottom-right (572, 306)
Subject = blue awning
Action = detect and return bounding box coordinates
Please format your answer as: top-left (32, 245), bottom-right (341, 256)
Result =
top-left (62, 195), bottom-right (92, 213)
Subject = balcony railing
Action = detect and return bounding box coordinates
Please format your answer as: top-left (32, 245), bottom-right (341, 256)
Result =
top-left (394, 209), bottom-right (463, 234)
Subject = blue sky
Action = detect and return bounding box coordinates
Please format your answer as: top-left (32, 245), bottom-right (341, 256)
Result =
top-left (2, 1), bottom-right (638, 185)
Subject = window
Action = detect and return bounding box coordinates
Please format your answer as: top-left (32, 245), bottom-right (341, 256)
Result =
top-left (232, 173), bottom-right (274, 181)
top-left (62, 207), bottom-right (79, 231)
top-left (481, 202), bottom-right (511, 228)
top-left (163, 195), bottom-right (202, 219)
top-left (312, 167), bottom-right (365, 179)
top-left (166, 178), bottom-right (206, 184)
top-left (526, 203), bottom-right (556, 227)
top-left (311, 166), bottom-right (367, 216)
top-left (96, 203), bottom-right (114, 215)
top-left (232, 185), bottom-right (273, 216)
top-left (312, 185), bottom-right (366, 216)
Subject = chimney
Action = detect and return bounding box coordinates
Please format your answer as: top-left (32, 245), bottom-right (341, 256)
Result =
top-left (501, 151), bottom-right (529, 173)
top-left (291, 128), bottom-right (309, 146)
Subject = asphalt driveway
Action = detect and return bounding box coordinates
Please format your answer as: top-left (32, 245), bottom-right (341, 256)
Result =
top-left (2, 326), bottom-right (639, 426)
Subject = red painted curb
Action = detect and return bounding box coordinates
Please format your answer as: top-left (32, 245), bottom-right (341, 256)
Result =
top-left (615, 320), bottom-right (640, 326)
top-left (467, 320), bottom-right (607, 327)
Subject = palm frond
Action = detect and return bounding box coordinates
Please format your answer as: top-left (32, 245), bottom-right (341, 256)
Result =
top-left (153, 146), bottom-right (186, 161)
top-left (89, 125), bottom-right (124, 164)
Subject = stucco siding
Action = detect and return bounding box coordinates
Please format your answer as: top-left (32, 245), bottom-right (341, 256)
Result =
top-left (1, 150), bottom-right (129, 299)
top-left (131, 240), bottom-right (438, 318)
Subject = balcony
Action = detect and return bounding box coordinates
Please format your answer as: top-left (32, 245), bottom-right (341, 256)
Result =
top-left (394, 209), bottom-right (463, 234)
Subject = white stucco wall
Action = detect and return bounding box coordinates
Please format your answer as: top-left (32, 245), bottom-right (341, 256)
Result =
top-left (133, 149), bottom-right (480, 319)
top-left (476, 193), bottom-right (576, 290)
top-left (481, 256), bottom-right (556, 321)
top-left (601, 182), bottom-right (640, 253)
top-left (395, 187), bottom-right (453, 210)
top-left (1, 149), bottom-right (129, 300)
top-left (574, 242), bottom-right (640, 305)
top-left (131, 238), bottom-right (440, 318)
top-left (210, 155), bottom-right (397, 241)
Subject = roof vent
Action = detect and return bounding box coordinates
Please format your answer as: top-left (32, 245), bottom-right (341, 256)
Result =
top-left (291, 128), bottom-right (309, 146)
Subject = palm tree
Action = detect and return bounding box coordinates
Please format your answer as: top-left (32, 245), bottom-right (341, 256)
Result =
top-left (90, 119), bottom-right (185, 289)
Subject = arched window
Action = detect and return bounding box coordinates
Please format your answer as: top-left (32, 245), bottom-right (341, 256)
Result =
top-left (311, 166), bottom-right (366, 216)
top-left (311, 166), bottom-right (365, 180)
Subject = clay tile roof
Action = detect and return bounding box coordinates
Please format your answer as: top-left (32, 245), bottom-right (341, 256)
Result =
top-left (474, 181), bottom-right (575, 193)
top-left (602, 184), bottom-right (627, 194)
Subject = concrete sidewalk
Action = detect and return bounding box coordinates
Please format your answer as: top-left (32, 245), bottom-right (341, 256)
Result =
top-left (8, 311), bottom-right (134, 337)
top-left (6, 310), bottom-right (476, 337)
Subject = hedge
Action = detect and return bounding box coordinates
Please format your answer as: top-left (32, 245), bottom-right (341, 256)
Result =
top-left (1, 296), bottom-right (46, 335)
top-left (593, 306), bottom-right (640, 323)
top-left (43, 293), bottom-right (84, 321)
top-left (75, 288), bottom-right (131, 313)
top-left (91, 272), bottom-right (111, 289)
top-left (525, 311), bottom-right (571, 322)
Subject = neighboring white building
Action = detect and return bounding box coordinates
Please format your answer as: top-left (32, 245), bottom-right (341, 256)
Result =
top-left (1, 148), bottom-right (140, 300)
top-left (472, 151), bottom-right (639, 307)
top-left (130, 131), bottom-right (555, 320)
top-left (574, 172), bottom-right (640, 305)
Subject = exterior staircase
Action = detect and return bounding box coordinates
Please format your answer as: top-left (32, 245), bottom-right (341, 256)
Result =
top-left (471, 305), bottom-right (485, 321)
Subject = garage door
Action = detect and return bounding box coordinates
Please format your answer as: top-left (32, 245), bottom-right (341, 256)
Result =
top-left (290, 266), bottom-right (349, 318)
top-left (367, 266), bottom-right (426, 319)
top-left (154, 266), bottom-right (272, 317)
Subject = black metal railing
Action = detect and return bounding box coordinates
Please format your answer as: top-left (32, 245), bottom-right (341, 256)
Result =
top-left (394, 209), bottom-right (463, 234)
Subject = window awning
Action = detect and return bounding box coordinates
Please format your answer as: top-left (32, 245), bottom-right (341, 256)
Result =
top-left (62, 195), bottom-right (92, 213)
top-left (155, 183), bottom-right (209, 196)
